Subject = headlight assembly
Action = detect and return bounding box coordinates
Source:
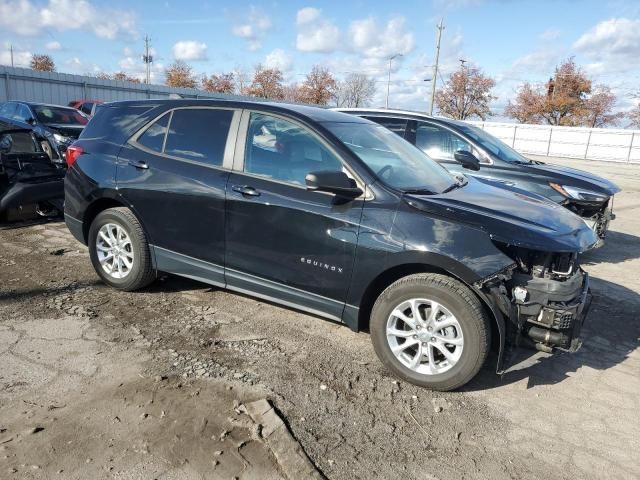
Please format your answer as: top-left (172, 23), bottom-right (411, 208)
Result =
top-left (549, 183), bottom-right (607, 202)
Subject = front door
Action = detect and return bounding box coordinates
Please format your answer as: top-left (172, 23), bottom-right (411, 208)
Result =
top-left (116, 107), bottom-right (238, 284)
top-left (224, 111), bottom-right (364, 319)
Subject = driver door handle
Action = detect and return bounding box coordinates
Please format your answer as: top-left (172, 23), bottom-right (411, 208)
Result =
top-left (232, 185), bottom-right (261, 197)
top-left (129, 159), bottom-right (149, 170)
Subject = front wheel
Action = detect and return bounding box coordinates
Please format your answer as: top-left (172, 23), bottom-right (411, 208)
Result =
top-left (88, 207), bottom-right (155, 291)
top-left (370, 273), bottom-right (490, 391)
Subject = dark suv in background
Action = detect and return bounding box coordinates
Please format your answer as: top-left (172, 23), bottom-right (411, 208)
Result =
top-left (64, 99), bottom-right (597, 390)
top-left (339, 109), bottom-right (620, 240)
top-left (0, 101), bottom-right (89, 164)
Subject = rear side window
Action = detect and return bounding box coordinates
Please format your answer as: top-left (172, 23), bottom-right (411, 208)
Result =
top-left (137, 113), bottom-right (169, 152)
top-left (163, 109), bottom-right (233, 165)
top-left (80, 103), bottom-right (94, 115)
top-left (365, 116), bottom-right (408, 137)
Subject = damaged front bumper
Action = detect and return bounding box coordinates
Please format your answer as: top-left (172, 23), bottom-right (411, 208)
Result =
top-left (511, 269), bottom-right (592, 352)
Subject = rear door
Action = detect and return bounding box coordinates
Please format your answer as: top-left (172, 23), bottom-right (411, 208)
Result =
top-left (116, 107), bottom-right (240, 284)
top-left (224, 110), bottom-right (365, 319)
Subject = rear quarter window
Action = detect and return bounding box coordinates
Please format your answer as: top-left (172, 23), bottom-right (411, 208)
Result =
top-left (136, 113), bottom-right (169, 152)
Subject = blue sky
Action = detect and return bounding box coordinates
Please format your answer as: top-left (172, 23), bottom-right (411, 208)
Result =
top-left (1, 0), bottom-right (639, 118)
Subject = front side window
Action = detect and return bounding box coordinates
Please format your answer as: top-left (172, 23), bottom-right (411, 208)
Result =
top-left (456, 123), bottom-right (531, 164)
top-left (244, 113), bottom-right (342, 186)
top-left (326, 122), bottom-right (454, 193)
top-left (164, 109), bottom-right (233, 165)
top-left (414, 122), bottom-right (472, 160)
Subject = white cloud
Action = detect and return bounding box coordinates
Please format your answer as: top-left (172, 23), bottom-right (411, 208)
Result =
top-left (231, 6), bottom-right (272, 51)
top-left (349, 17), bottom-right (415, 59)
top-left (574, 18), bottom-right (640, 70)
top-left (173, 40), bottom-right (208, 61)
top-left (264, 48), bottom-right (293, 72)
top-left (539, 28), bottom-right (561, 41)
top-left (64, 56), bottom-right (101, 74)
top-left (46, 40), bottom-right (61, 50)
top-left (0, 0), bottom-right (137, 40)
top-left (296, 7), bottom-right (340, 53)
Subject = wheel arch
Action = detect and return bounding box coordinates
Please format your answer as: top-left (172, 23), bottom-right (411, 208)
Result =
top-left (351, 261), bottom-right (504, 365)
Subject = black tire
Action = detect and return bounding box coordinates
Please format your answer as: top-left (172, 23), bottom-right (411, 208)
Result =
top-left (370, 273), bottom-right (490, 391)
top-left (88, 207), bottom-right (155, 291)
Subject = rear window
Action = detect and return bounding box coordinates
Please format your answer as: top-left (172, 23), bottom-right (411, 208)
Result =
top-left (33, 105), bottom-right (88, 125)
top-left (80, 104), bottom-right (161, 142)
top-left (163, 109), bottom-right (233, 166)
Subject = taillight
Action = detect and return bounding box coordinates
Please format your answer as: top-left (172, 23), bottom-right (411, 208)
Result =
top-left (65, 144), bottom-right (84, 167)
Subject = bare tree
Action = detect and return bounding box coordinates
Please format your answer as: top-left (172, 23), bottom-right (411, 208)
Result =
top-left (165, 60), bottom-right (198, 89)
top-left (202, 73), bottom-right (235, 94)
top-left (30, 53), bottom-right (55, 72)
top-left (233, 67), bottom-right (250, 95)
top-left (628, 104), bottom-right (640, 129)
top-left (435, 65), bottom-right (496, 120)
top-left (297, 65), bottom-right (337, 105)
top-left (246, 65), bottom-right (284, 100)
top-left (581, 85), bottom-right (624, 128)
top-left (333, 73), bottom-right (376, 108)
top-left (282, 83), bottom-right (305, 103)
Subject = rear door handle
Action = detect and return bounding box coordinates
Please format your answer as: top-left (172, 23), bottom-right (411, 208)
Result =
top-left (129, 160), bottom-right (149, 169)
top-left (232, 185), bottom-right (261, 197)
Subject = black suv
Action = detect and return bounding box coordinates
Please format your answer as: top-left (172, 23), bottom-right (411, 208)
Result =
top-left (339, 109), bottom-right (620, 240)
top-left (0, 101), bottom-right (89, 164)
top-left (64, 100), bottom-right (598, 390)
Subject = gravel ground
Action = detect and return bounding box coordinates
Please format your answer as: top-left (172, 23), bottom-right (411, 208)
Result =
top-left (0, 156), bottom-right (638, 479)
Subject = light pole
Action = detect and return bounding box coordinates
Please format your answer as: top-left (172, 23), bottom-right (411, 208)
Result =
top-left (386, 53), bottom-right (403, 109)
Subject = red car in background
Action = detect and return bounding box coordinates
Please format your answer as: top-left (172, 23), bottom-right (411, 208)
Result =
top-left (68, 99), bottom-right (104, 117)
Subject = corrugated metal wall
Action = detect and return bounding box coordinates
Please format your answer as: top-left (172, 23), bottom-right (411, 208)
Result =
top-left (0, 65), bottom-right (243, 105)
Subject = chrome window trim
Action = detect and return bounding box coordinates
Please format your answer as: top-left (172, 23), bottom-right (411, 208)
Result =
top-left (128, 106), bottom-right (241, 172)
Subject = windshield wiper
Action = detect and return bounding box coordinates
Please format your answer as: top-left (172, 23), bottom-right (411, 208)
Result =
top-left (403, 188), bottom-right (436, 195)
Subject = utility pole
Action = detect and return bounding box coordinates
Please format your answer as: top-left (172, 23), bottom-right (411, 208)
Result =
top-left (385, 53), bottom-right (403, 109)
top-left (142, 35), bottom-right (152, 85)
top-left (9, 44), bottom-right (14, 67)
top-left (429, 19), bottom-right (444, 115)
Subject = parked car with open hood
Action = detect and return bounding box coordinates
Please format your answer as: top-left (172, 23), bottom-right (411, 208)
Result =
top-left (0, 101), bottom-right (89, 165)
top-left (0, 117), bottom-right (65, 218)
top-left (64, 100), bottom-right (597, 390)
top-left (338, 109), bottom-right (620, 241)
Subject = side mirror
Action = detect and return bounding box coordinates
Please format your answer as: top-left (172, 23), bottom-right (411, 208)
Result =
top-left (454, 150), bottom-right (480, 171)
top-left (305, 171), bottom-right (363, 198)
top-left (0, 134), bottom-right (13, 154)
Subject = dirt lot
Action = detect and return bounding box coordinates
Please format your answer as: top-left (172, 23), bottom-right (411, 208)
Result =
top-left (1, 156), bottom-right (638, 479)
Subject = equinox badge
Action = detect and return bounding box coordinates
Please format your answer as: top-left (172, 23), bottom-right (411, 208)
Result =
top-left (300, 257), bottom-right (343, 273)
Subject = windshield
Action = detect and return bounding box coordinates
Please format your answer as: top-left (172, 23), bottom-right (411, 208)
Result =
top-left (33, 105), bottom-right (89, 126)
top-left (456, 124), bottom-right (530, 164)
top-left (326, 122), bottom-right (455, 193)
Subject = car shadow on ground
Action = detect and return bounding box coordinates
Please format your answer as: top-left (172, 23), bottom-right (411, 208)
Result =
top-left (0, 216), bottom-right (61, 231)
top-left (464, 276), bottom-right (640, 391)
top-left (581, 230), bottom-right (640, 265)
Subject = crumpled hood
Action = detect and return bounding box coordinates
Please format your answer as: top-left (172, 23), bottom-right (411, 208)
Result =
top-left (527, 163), bottom-right (621, 195)
top-left (44, 123), bottom-right (84, 139)
top-left (405, 176), bottom-right (599, 253)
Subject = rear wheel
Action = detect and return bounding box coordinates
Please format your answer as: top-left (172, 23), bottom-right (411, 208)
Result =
top-left (370, 273), bottom-right (490, 391)
top-left (88, 207), bottom-right (155, 291)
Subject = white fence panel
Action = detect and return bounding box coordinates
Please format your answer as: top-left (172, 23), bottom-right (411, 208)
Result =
top-left (468, 120), bottom-right (640, 163)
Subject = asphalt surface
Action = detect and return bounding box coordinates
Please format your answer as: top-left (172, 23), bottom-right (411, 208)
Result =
top-left (0, 156), bottom-right (638, 479)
